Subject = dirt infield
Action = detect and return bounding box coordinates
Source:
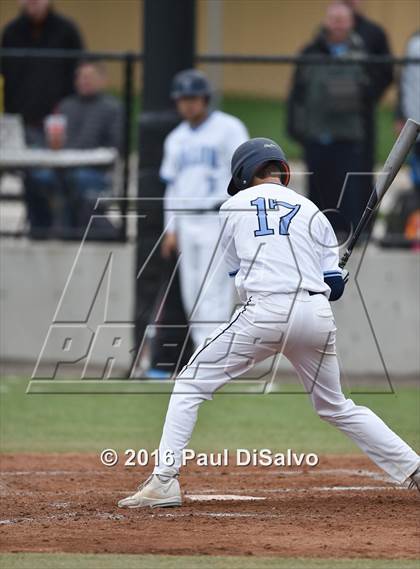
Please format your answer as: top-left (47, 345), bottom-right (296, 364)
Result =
top-left (0, 454), bottom-right (419, 559)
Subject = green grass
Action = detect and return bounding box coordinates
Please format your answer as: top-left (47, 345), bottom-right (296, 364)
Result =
top-left (129, 93), bottom-right (395, 164)
top-left (221, 96), bottom-right (301, 159)
top-left (1, 554), bottom-right (419, 569)
top-left (221, 96), bottom-right (395, 164)
top-left (0, 377), bottom-right (418, 454)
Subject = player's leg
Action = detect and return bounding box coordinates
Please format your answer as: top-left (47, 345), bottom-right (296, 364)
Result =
top-left (118, 296), bottom-right (280, 507)
top-left (176, 217), bottom-right (199, 322)
top-left (190, 215), bottom-right (235, 347)
top-left (285, 294), bottom-right (420, 484)
top-left (24, 168), bottom-right (59, 236)
top-left (153, 296), bottom-right (278, 478)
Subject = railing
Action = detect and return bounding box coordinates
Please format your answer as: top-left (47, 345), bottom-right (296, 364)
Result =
top-left (0, 49), bottom-right (141, 242)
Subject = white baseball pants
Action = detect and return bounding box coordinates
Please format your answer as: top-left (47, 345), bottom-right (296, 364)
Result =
top-left (177, 215), bottom-right (234, 349)
top-left (154, 291), bottom-right (419, 483)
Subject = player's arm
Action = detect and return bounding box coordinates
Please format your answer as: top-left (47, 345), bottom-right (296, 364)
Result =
top-left (224, 117), bottom-right (249, 160)
top-left (160, 138), bottom-right (178, 259)
top-left (161, 182), bottom-right (178, 259)
top-left (318, 215), bottom-right (349, 301)
top-left (219, 205), bottom-right (241, 278)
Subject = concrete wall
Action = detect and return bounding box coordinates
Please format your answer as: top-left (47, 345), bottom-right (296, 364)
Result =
top-left (1, 0), bottom-right (418, 97)
top-left (1, 239), bottom-right (418, 377)
top-left (0, 239), bottom-right (135, 377)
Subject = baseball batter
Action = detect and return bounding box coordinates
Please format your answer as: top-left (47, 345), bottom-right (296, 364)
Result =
top-left (119, 138), bottom-right (420, 508)
top-left (160, 69), bottom-right (249, 350)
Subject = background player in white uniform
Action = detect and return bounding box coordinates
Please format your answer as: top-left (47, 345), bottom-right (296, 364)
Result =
top-left (119, 138), bottom-right (420, 508)
top-left (160, 69), bottom-right (249, 349)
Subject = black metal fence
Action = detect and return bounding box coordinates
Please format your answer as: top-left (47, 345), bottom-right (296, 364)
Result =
top-left (0, 48), bottom-right (418, 242)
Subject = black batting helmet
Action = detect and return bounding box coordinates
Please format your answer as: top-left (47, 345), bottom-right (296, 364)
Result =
top-left (227, 137), bottom-right (291, 196)
top-left (170, 69), bottom-right (212, 100)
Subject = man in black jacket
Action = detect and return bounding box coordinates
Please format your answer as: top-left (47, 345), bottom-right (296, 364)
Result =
top-left (345, 0), bottom-right (394, 215)
top-left (345, 0), bottom-right (393, 100)
top-left (1, 0), bottom-right (84, 133)
top-left (287, 2), bottom-right (372, 237)
top-left (1, 0), bottom-right (84, 235)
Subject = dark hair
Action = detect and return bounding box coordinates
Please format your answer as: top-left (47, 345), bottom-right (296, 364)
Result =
top-left (254, 160), bottom-right (283, 181)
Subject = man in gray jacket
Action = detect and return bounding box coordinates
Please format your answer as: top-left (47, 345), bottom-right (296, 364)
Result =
top-left (27, 60), bottom-right (122, 237)
top-left (287, 2), bottom-right (371, 239)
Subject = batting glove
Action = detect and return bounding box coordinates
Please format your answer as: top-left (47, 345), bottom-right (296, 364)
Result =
top-left (342, 269), bottom-right (350, 284)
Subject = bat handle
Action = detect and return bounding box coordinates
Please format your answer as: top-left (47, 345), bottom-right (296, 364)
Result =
top-left (338, 204), bottom-right (376, 268)
top-left (339, 249), bottom-right (351, 269)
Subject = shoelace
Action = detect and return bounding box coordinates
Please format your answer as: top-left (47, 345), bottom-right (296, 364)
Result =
top-left (135, 474), bottom-right (176, 492)
top-left (136, 474), bottom-right (154, 492)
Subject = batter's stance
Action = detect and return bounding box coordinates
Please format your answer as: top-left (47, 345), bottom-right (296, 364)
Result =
top-left (119, 139), bottom-right (420, 508)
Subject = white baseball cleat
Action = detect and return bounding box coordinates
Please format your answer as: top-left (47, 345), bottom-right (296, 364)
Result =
top-left (118, 474), bottom-right (182, 508)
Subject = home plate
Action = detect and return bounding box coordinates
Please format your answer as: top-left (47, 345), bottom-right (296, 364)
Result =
top-left (186, 494), bottom-right (266, 502)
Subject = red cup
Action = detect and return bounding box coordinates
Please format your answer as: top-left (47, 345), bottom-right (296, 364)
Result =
top-left (44, 114), bottom-right (67, 150)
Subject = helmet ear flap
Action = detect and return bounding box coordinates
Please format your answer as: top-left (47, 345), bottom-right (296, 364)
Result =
top-left (280, 161), bottom-right (291, 186)
top-left (232, 166), bottom-right (244, 190)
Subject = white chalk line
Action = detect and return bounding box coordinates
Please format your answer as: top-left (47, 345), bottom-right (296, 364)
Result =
top-left (0, 511), bottom-right (282, 524)
top-left (0, 468), bottom-right (392, 484)
top-left (0, 485), bottom-right (411, 526)
top-left (0, 512), bottom-right (80, 526)
top-left (0, 467), bottom-right (398, 502)
top-left (0, 483), bottom-right (401, 498)
top-left (187, 494), bottom-right (266, 502)
top-left (198, 469), bottom-right (393, 483)
top-left (154, 512), bottom-right (282, 519)
top-left (3, 489), bottom-right (123, 496)
top-left (199, 483), bottom-right (398, 494)
top-left (0, 511), bottom-right (127, 526)
top-left (226, 486), bottom-right (404, 494)
top-left (186, 486), bottom-right (404, 497)
top-left (0, 470), bottom-right (107, 476)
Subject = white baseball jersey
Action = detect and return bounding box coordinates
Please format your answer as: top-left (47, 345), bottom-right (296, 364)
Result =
top-left (219, 182), bottom-right (342, 300)
top-left (160, 110), bottom-right (249, 228)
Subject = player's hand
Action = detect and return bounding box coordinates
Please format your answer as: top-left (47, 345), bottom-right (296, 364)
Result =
top-left (161, 232), bottom-right (178, 259)
top-left (342, 269), bottom-right (350, 285)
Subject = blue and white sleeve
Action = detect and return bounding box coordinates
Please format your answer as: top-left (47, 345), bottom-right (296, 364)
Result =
top-left (225, 119), bottom-right (249, 159)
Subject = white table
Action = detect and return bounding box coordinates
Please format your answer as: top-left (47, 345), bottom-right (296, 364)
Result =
top-left (0, 147), bottom-right (118, 170)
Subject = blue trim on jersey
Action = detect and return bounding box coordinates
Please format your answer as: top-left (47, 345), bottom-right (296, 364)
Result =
top-left (324, 270), bottom-right (342, 276)
top-left (228, 269), bottom-right (239, 277)
top-left (177, 146), bottom-right (218, 171)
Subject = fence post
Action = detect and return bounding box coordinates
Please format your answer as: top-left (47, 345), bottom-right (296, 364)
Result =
top-left (133, 0), bottom-right (195, 375)
top-left (120, 51), bottom-right (134, 241)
